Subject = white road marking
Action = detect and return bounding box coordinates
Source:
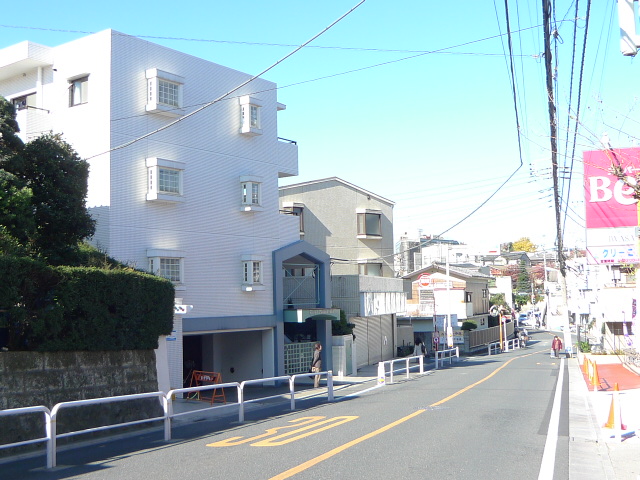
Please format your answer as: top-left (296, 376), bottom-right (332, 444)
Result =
top-left (538, 358), bottom-right (565, 480)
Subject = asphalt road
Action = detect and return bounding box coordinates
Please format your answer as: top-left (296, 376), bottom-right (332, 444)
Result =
top-left (1, 331), bottom-right (569, 480)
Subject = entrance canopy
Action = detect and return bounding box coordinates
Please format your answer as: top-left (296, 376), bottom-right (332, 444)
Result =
top-left (284, 308), bottom-right (340, 323)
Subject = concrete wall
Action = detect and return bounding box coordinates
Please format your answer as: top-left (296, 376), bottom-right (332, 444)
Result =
top-left (0, 350), bottom-right (160, 452)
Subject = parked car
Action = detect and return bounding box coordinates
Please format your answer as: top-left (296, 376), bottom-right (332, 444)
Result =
top-left (518, 313), bottom-right (535, 328)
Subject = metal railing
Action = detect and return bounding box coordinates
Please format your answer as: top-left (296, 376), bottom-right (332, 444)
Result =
top-left (503, 338), bottom-right (521, 351)
top-left (488, 342), bottom-right (501, 355)
top-left (0, 406), bottom-right (52, 453)
top-left (377, 355), bottom-right (426, 385)
top-left (165, 382), bottom-right (242, 440)
top-left (434, 347), bottom-right (459, 369)
top-left (1, 372), bottom-right (335, 469)
top-left (48, 392), bottom-right (167, 468)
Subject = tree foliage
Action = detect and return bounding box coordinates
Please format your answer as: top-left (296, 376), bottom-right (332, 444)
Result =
top-left (0, 98), bottom-right (94, 263)
top-left (511, 237), bottom-right (537, 253)
top-left (0, 96), bottom-right (174, 353)
top-left (0, 96), bottom-right (24, 157)
top-left (489, 293), bottom-right (507, 307)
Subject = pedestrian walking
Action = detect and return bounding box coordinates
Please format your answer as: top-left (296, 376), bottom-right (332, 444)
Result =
top-left (552, 335), bottom-right (563, 358)
top-left (311, 342), bottom-right (322, 388)
top-left (413, 339), bottom-right (423, 359)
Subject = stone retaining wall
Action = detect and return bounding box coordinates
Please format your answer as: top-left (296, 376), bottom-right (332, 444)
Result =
top-left (0, 350), bottom-right (161, 453)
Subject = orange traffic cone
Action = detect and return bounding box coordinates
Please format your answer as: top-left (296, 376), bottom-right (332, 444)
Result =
top-left (592, 361), bottom-right (602, 391)
top-left (582, 357), bottom-right (589, 376)
top-left (603, 383), bottom-right (627, 430)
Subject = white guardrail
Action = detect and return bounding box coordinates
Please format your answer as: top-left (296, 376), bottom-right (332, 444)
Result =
top-left (0, 371), bottom-right (334, 469)
top-left (377, 355), bottom-right (427, 385)
top-left (488, 342), bottom-right (501, 355)
top-left (504, 338), bottom-right (521, 351)
top-left (434, 347), bottom-right (459, 369)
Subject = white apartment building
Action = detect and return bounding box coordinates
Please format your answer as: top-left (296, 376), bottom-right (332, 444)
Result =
top-left (0, 30), bottom-right (336, 390)
top-left (279, 178), bottom-right (405, 366)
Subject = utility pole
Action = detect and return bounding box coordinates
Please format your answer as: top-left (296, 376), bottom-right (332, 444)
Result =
top-left (542, 0), bottom-right (572, 353)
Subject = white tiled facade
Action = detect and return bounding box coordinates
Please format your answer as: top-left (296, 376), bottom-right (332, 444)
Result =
top-left (0, 30), bottom-right (303, 388)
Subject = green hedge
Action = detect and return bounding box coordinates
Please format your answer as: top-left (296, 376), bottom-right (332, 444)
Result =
top-left (0, 256), bottom-right (174, 351)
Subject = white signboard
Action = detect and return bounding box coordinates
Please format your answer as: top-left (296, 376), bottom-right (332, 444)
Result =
top-left (586, 227), bottom-right (638, 264)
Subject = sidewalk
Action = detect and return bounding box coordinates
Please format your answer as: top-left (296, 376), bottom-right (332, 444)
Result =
top-left (569, 356), bottom-right (640, 480)
top-left (170, 365), bottom-right (383, 423)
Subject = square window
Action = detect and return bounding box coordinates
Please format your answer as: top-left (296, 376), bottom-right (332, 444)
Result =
top-left (146, 68), bottom-right (184, 117)
top-left (239, 95), bottom-right (263, 136)
top-left (358, 263), bottom-right (382, 276)
top-left (250, 105), bottom-right (259, 127)
top-left (242, 258), bottom-right (264, 290)
top-left (239, 176), bottom-right (263, 211)
top-left (12, 93), bottom-right (36, 111)
top-left (146, 157), bottom-right (185, 202)
top-left (159, 258), bottom-right (181, 282)
top-left (241, 255), bottom-right (265, 291)
top-left (149, 256), bottom-right (183, 283)
top-left (158, 168), bottom-right (180, 194)
top-left (148, 249), bottom-right (185, 286)
top-left (158, 79), bottom-right (180, 107)
top-left (357, 212), bottom-right (381, 237)
top-left (242, 182), bottom-right (260, 205)
top-left (69, 76), bottom-right (88, 107)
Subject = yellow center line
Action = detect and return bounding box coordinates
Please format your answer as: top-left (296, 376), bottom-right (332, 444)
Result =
top-left (268, 409), bottom-right (424, 480)
top-left (269, 351), bottom-right (535, 480)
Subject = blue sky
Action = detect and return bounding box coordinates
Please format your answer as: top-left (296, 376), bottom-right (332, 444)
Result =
top-left (1, 0), bottom-right (637, 252)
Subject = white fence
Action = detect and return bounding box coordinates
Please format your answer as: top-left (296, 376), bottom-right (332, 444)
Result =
top-left (0, 371), bottom-right (334, 469)
top-left (377, 355), bottom-right (427, 385)
top-left (434, 347), bottom-right (459, 369)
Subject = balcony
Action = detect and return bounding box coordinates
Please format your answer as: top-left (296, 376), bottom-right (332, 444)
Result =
top-left (277, 137), bottom-right (298, 178)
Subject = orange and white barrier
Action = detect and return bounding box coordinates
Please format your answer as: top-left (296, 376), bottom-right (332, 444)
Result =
top-left (603, 383), bottom-right (627, 442)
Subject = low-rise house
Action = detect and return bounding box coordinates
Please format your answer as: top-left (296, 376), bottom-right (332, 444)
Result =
top-left (279, 177), bottom-right (406, 366)
top-left (401, 263), bottom-right (492, 351)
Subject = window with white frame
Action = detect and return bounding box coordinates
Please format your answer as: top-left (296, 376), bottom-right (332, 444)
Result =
top-left (241, 255), bottom-right (265, 291)
top-left (239, 95), bottom-right (263, 136)
top-left (358, 263), bottom-right (382, 276)
top-left (145, 68), bottom-right (184, 117)
top-left (465, 292), bottom-right (472, 302)
top-left (147, 249), bottom-right (185, 286)
top-left (356, 209), bottom-right (382, 238)
top-left (68, 75), bottom-right (89, 107)
top-left (146, 158), bottom-right (185, 202)
top-left (12, 93), bottom-right (37, 111)
top-left (239, 175), bottom-right (263, 212)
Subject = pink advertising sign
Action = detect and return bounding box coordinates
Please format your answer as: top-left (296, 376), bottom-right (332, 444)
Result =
top-left (583, 148), bottom-right (640, 228)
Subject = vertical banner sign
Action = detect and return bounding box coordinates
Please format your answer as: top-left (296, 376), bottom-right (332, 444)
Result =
top-left (583, 148), bottom-right (640, 264)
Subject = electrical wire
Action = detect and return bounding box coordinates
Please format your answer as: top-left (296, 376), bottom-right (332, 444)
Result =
top-left (0, 23), bottom-right (538, 56)
top-left (85, 0), bottom-right (368, 160)
top-left (562, 0), bottom-right (592, 236)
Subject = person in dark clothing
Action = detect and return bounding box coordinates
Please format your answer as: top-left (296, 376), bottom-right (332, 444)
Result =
top-left (311, 343), bottom-right (322, 387)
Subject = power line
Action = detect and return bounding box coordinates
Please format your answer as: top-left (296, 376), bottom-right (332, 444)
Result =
top-left (85, 0), bottom-right (368, 160)
top-left (562, 0), bottom-right (592, 236)
top-left (0, 23), bottom-right (538, 56)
